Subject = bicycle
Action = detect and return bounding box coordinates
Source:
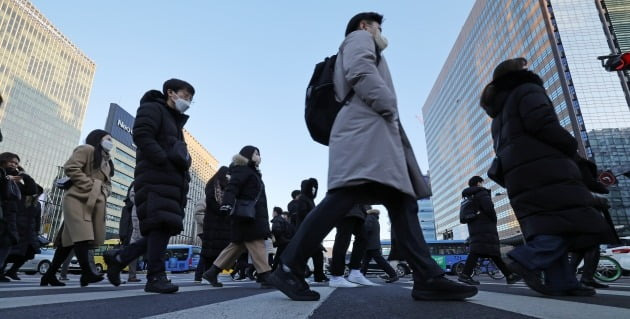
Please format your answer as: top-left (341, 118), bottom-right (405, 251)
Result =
top-left (454, 258), bottom-right (505, 280)
top-left (569, 252), bottom-right (623, 282)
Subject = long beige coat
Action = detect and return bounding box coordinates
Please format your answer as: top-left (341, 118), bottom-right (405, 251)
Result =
top-left (331, 30), bottom-right (430, 199)
top-left (61, 145), bottom-right (111, 247)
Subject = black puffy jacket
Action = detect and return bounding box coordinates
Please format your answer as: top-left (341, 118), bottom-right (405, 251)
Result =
top-left (462, 187), bottom-right (500, 257)
top-left (133, 90), bottom-right (191, 236)
top-left (483, 70), bottom-right (608, 247)
top-left (222, 155), bottom-right (270, 243)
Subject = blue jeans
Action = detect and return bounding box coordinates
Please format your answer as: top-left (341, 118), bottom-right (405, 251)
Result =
top-left (508, 235), bottom-right (578, 291)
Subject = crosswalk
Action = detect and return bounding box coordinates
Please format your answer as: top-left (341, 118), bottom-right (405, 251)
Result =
top-left (1, 275), bottom-right (629, 319)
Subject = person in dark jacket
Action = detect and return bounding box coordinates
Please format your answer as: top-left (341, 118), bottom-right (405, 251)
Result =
top-left (457, 176), bottom-right (520, 286)
top-left (1, 171), bottom-right (40, 281)
top-left (0, 152), bottom-right (25, 282)
top-left (104, 79), bottom-right (194, 294)
top-left (569, 159), bottom-right (620, 289)
top-left (290, 178), bottom-right (328, 282)
top-left (329, 204), bottom-right (376, 287)
top-left (198, 166), bottom-right (231, 279)
top-left (118, 182), bottom-right (142, 283)
top-left (202, 146), bottom-right (272, 288)
top-left (287, 190), bottom-right (300, 226)
top-left (361, 208), bottom-right (398, 283)
top-left (271, 207), bottom-right (294, 270)
top-left (480, 58), bottom-right (610, 296)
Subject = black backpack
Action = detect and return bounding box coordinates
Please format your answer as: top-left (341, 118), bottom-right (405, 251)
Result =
top-left (304, 47), bottom-right (380, 146)
top-left (459, 195), bottom-right (480, 224)
top-left (304, 55), bottom-right (354, 146)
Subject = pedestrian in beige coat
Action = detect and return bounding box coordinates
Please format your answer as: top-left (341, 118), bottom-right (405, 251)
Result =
top-left (41, 129), bottom-right (114, 288)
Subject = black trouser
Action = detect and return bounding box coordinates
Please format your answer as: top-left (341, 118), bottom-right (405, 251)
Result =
top-left (330, 217), bottom-right (367, 276)
top-left (194, 257), bottom-right (206, 281)
top-left (570, 246), bottom-right (600, 281)
top-left (361, 249), bottom-right (397, 277)
top-left (461, 253), bottom-right (511, 277)
top-left (272, 244), bottom-right (288, 271)
top-left (44, 241), bottom-right (97, 277)
top-left (280, 183), bottom-right (443, 281)
top-left (118, 230), bottom-right (171, 279)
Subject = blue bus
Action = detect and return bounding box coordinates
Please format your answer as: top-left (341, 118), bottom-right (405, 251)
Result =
top-left (425, 240), bottom-right (469, 274)
top-left (165, 245), bottom-right (201, 273)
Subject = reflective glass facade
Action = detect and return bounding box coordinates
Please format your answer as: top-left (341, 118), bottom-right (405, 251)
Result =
top-left (551, 0), bottom-right (630, 235)
top-left (0, 0), bottom-right (95, 190)
top-left (423, 0), bottom-right (630, 239)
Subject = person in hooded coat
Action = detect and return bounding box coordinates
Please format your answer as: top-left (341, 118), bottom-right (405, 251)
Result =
top-left (270, 12), bottom-right (476, 302)
top-left (480, 58), bottom-right (610, 296)
top-left (202, 146), bottom-right (272, 288)
top-left (198, 166), bottom-right (231, 279)
top-left (104, 79), bottom-right (194, 294)
top-left (291, 178), bottom-right (328, 282)
top-left (40, 129), bottom-right (114, 287)
top-left (457, 176), bottom-right (520, 286)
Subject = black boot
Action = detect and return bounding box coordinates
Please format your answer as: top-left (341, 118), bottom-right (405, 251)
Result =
top-left (413, 275), bottom-right (478, 300)
top-left (313, 272), bottom-right (329, 283)
top-left (257, 271), bottom-right (274, 289)
top-left (202, 265), bottom-right (223, 287)
top-left (268, 265), bottom-right (320, 301)
top-left (104, 249), bottom-right (123, 286)
top-left (580, 278), bottom-right (609, 289)
top-left (145, 272), bottom-right (179, 293)
top-left (41, 245), bottom-right (73, 287)
top-left (74, 241), bottom-right (103, 287)
top-left (457, 274), bottom-right (480, 285)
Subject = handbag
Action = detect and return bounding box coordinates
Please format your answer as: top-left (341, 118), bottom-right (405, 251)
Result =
top-left (230, 176), bottom-right (262, 222)
top-left (487, 109), bottom-right (506, 187)
top-left (55, 176), bottom-right (73, 190)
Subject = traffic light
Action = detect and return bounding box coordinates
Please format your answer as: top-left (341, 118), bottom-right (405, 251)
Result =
top-left (598, 53), bottom-right (630, 72)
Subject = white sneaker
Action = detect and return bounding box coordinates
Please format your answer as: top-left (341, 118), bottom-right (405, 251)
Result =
top-left (347, 273), bottom-right (380, 286)
top-left (329, 277), bottom-right (360, 288)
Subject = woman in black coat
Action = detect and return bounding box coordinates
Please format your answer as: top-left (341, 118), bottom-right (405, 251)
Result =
top-left (198, 166), bottom-right (231, 276)
top-left (202, 146), bottom-right (272, 288)
top-left (0, 154), bottom-right (38, 281)
top-left (480, 58), bottom-right (609, 296)
top-left (457, 176), bottom-right (518, 285)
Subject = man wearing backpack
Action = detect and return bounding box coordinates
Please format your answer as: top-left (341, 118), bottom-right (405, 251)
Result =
top-left (269, 12), bottom-right (477, 301)
top-left (458, 176), bottom-right (520, 285)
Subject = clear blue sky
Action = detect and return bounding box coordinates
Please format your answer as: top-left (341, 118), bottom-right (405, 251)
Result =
top-left (32, 0), bottom-right (475, 239)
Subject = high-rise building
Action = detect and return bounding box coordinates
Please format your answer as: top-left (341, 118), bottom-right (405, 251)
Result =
top-left (171, 130), bottom-right (219, 246)
top-left (422, 0), bottom-right (630, 240)
top-left (0, 0), bottom-right (95, 189)
top-left (418, 174), bottom-right (436, 241)
top-left (598, 0), bottom-right (630, 95)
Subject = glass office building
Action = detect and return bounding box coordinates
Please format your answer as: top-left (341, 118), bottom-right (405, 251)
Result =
top-left (0, 0), bottom-right (95, 190)
top-left (422, 0), bottom-right (630, 239)
top-left (418, 174), bottom-right (436, 241)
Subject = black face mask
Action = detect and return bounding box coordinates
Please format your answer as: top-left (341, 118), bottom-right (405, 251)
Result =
top-left (5, 167), bottom-right (18, 175)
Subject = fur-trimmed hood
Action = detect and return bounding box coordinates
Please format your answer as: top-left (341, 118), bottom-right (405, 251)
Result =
top-left (231, 154), bottom-right (250, 167)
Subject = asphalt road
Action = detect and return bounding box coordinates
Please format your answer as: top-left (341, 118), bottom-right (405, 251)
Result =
top-left (1, 273), bottom-right (629, 318)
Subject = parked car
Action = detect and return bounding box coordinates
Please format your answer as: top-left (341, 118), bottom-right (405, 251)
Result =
top-left (18, 248), bottom-right (55, 275)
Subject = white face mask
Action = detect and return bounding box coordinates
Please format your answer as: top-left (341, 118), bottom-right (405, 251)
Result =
top-left (374, 31), bottom-right (388, 51)
top-left (101, 140), bottom-right (114, 152)
top-left (173, 95), bottom-right (191, 113)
